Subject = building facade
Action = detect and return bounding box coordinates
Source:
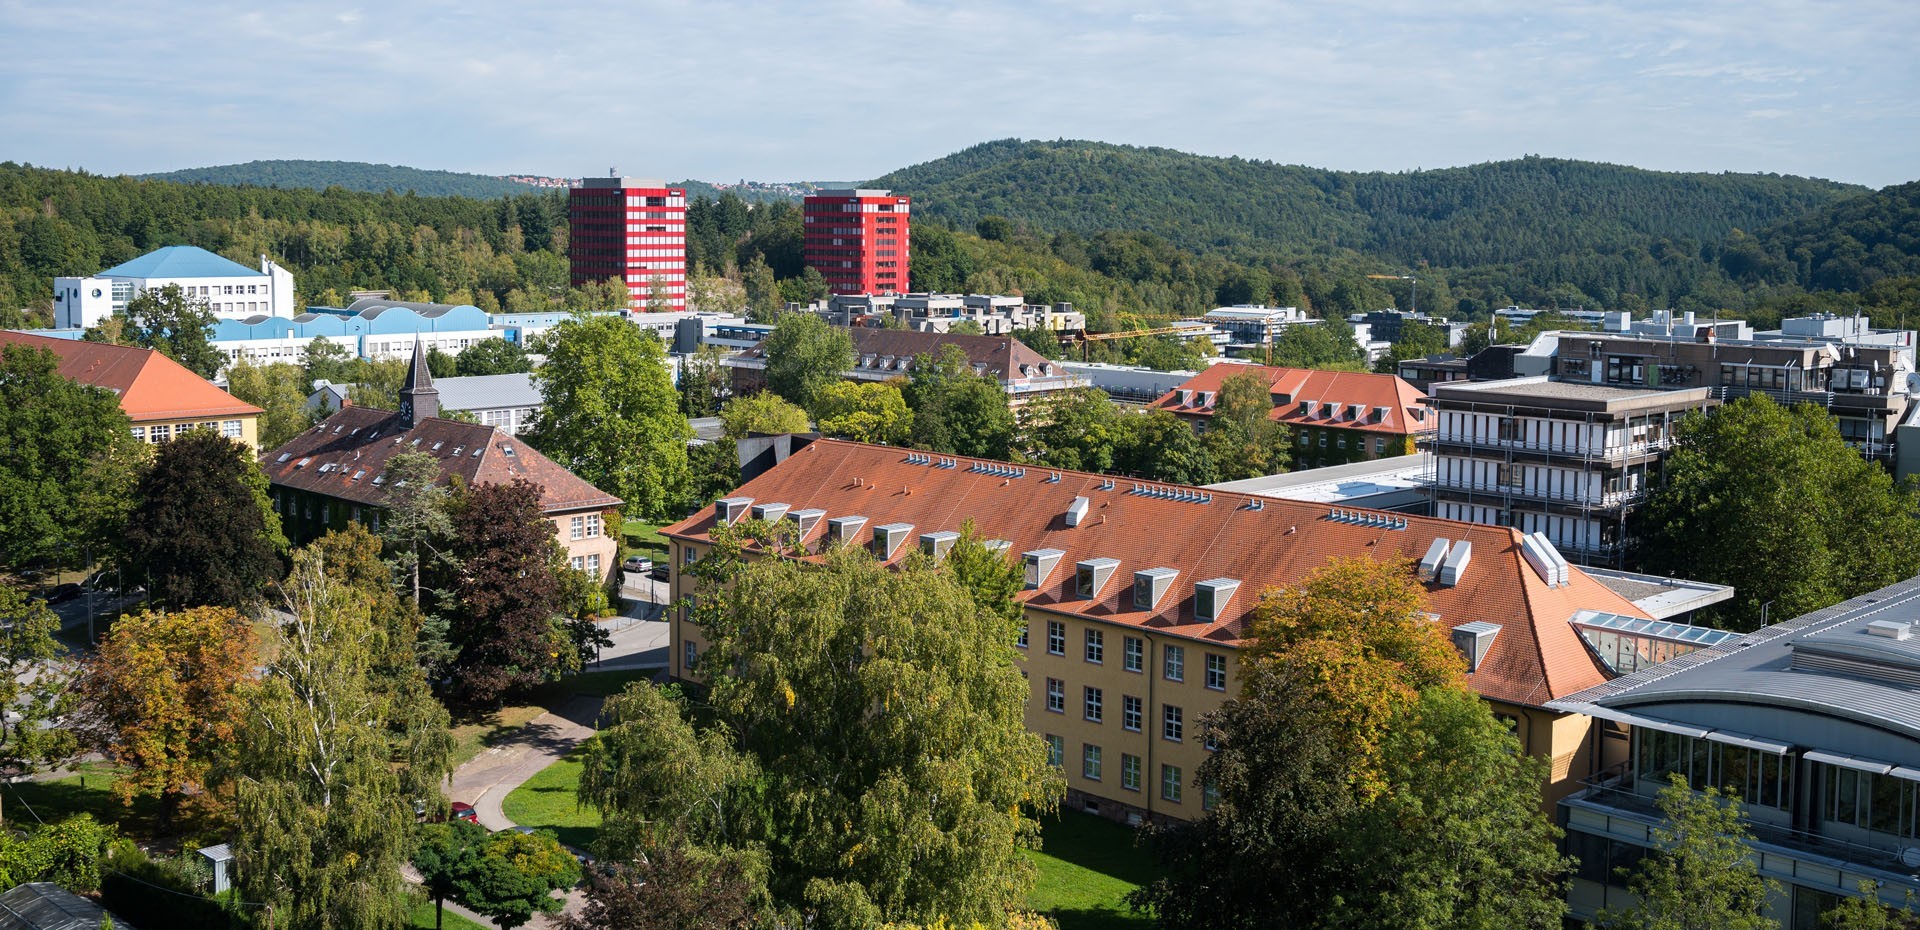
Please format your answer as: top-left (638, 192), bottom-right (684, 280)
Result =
top-left (802, 189), bottom-right (911, 295)
top-left (0, 330), bottom-right (263, 450)
top-left (1551, 577), bottom-right (1920, 928)
top-left (1147, 363), bottom-right (1434, 469)
top-left (810, 293), bottom-right (1085, 336)
top-left (55, 245), bottom-right (297, 329)
top-left (1425, 378), bottom-right (1715, 568)
top-left (568, 176), bottom-right (688, 313)
top-left (659, 439), bottom-right (1733, 823)
top-left (727, 327), bottom-right (1086, 405)
top-left (260, 344), bottom-right (621, 579)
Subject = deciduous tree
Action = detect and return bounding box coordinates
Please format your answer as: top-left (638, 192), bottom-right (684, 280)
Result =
top-left (121, 284), bottom-right (222, 378)
top-left (1203, 371), bottom-right (1291, 481)
top-left (1593, 775), bottom-right (1779, 930)
top-left (0, 585), bottom-right (76, 796)
top-left (1269, 318), bottom-right (1368, 371)
top-left (561, 846), bottom-right (762, 930)
top-left (223, 359), bottom-right (315, 449)
top-left (461, 829), bottom-right (584, 930)
top-left (413, 821), bottom-right (489, 930)
top-left (529, 314), bottom-right (692, 520)
top-left (679, 343), bottom-right (732, 418)
top-left (720, 392), bottom-right (811, 440)
top-left (813, 380), bottom-right (914, 446)
top-left (452, 337), bottom-right (533, 376)
top-left (379, 450), bottom-right (456, 608)
top-left (444, 480), bottom-right (571, 704)
top-left (759, 312), bottom-right (853, 413)
top-left (1018, 387), bottom-right (1127, 472)
top-left (0, 343), bottom-right (140, 571)
top-left (72, 606), bottom-right (258, 826)
top-left (122, 429), bottom-right (286, 608)
top-left (904, 345), bottom-right (1015, 460)
top-left (1114, 409), bottom-right (1217, 484)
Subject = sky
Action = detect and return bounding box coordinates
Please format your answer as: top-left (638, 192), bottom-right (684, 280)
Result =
top-left (2, 0), bottom-right (1916, 188)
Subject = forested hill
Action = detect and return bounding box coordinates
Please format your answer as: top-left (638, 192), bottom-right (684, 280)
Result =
top-left (1743, 181), bottom-right (1920, 293)
top-left (140, 160), bottom-right (551, 199)
top-left (867, 139), bottom-right (1867, 267)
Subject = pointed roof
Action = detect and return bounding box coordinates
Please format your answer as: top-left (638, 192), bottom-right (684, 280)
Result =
top-left (402, 336), bottom-right (437, 396)
top-left (0, 330), bottom-right (261, 422)
top-left (1149, 363), bottom-right (1434, 436)
top-left (99, 245), bottom-right (263, 279)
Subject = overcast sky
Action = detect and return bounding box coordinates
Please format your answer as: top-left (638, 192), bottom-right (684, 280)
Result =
top-left (2, 0), bottom-right (1914, 188)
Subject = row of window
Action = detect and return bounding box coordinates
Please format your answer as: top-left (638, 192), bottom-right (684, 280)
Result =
top-left (130, 420), bottom-right (244, 443)
top-left (568, 513), bottom-right (604, 540)
top-left (1021, 622), bottom-right (1229, 688)
top-left (1296, 431), bottom-right (1391, 454)
top-left (569, 553), bottom-right (603, 575)
top-left (1041, 679), bottom-right (1203, 743)
top-left (1042, 737), bottom-right (1212, 807)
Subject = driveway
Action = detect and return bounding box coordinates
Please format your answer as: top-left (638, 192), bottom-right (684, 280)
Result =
top-left (448, 695), bottom-right (603, 833)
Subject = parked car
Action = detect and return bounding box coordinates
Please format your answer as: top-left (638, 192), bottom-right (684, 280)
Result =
top-left (622, 556), bottom-right (652, 575)
top-left (450, 802), bottom-right (479, 824)
top-left (648, 563), bottom-right (669, 582)
top-left (43, 583), bottom-right (83, 604)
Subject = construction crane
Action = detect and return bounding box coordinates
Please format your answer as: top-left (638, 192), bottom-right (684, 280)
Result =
top-left (1367, 274), bottom-right (1417, 315)
top-left (1064, 324), bottom-right (1209, 361)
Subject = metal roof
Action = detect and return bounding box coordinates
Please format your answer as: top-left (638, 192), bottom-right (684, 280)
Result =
top-left (99, 245), bottom-right (262, 279)
top-left (0, 883), bottom-right (139, 930)
top-left (433, 373), bottom-right (540, 412)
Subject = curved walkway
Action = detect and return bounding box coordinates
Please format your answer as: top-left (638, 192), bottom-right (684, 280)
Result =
top-left (449, 694), bottom-right (603, 832)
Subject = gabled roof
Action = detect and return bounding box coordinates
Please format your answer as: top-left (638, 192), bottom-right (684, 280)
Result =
top-left (99, 245), bottom-right (262, 279)
top-left (744, 327), bottom-right (1059, 383)
top-left (1148, 364), bottom-right (1433, 435)
top-left (663, 439), bottom-right (1648, 709)
top-left (258, 405), bottom-right (620, 514)
top-left (0, 330), bottom-right (262, 422)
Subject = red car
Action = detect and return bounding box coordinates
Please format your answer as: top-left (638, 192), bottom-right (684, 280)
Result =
top-left (449, 802), bottom-right (478, 824)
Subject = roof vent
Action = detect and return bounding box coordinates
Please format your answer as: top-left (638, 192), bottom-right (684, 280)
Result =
top-left (791, 508), bottom-right (827, 537)
top-left (828, 515), bottom-right (868, 543)
top-left (921, 530), bottom-right (960, 560)
top-left (1065, 496), bottom-right (1091, 527)
top-left (1418, 538), bottom-right (1451, 579)
top-left (1451, 621), bottom-right (1502, 673)
top-left (1438, 540), bottom-right (1473, 587)
top-left (1867, 620), bottom-right (1913, 641)
top-left (1023, 548), bottom-right (1065, 589)
top-left (1521, 532), bottom-right (1570, 587)
top-left (751, 502), bottom-right (790, 523)
top-left (1195, 578), bottom-right (1242, 623)
top-left (1133, 568), bottom-right (1179, 611)
top-left (716, 497), bottom-right (753, 526)
top-left (872, 522), bottom-right (914, 560)
top-left (1075, 558), bottom-right (1121, 600)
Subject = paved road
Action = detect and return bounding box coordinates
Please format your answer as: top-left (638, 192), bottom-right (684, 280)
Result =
top-left (449, 695), bottom-right (603, 832)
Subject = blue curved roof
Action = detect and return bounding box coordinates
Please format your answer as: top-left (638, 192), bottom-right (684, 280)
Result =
top-left (101, 246), bottom-right (263, 279)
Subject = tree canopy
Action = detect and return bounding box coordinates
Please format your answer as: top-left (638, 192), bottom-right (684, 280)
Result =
top-left (122, 429), bottom-right (286, 608)
top-left (529, 313), bottom-right (691, 520)
top-left (760, 313), bottom-right (855, 413)
top-left (904, 345), bottom-right (1015, 460)
top-left (114, 284), bottom-right (223, 378)
top-left (0, 343), bottom-right (140, 571)
top-left (1592, 774), bottom-right (1779, 930)
top-left (442, 480), bottom-right (572, 705)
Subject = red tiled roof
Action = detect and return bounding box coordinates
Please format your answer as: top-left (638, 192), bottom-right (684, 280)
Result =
top-left (663, 439), bottom-right (1644, 709)
top-left (259, 405), bottom-right (621, 515)
top-left (744, 327), bottom-right (1058, 383)
top-left (1147, 364), bottom-right (1433, 436)
top-left (0, 330), bottom-right (261, 422)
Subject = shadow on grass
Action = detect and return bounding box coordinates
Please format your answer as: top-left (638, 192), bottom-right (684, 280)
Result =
top-left (1034, 812), bottom-right (1158, 886)
top-left (1050, 908), bottom-right (1154, 930)
top-left (8, 770), bottom-right (161, 837)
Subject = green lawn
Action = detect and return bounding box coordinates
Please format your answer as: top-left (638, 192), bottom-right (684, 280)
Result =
top-left (408, 897), bottom-right (491, 930)
top-left (7, 764), bottom-right (160, 836)
top-left (500, 751), bottom-right (600, 852)
top-left (450, 669), bottom-right (652, 767)
top-left (622, 519), bottom-right (671, 555)
top-left (1024, 812), bottom-right (1158, 930)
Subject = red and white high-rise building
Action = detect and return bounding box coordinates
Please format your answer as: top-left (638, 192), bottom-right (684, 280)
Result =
top-left (568, 176), bottom-right (687, 312)
top-left (803, 189), bottom-right (910, 295)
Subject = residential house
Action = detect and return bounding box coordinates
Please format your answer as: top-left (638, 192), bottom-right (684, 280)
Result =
top-left (663, 439), bottom-right (1734, 822)
top-left (727, 327), bottom-right (1086, 405)
top-left (260, 343), bottom-right (622, 580)
top-left (0, 330), bottom-right (263, 450)
top-left (1147, 363), bottom-right (1433, 468)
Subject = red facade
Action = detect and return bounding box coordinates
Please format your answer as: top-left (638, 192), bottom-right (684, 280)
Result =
top-left (568, 179), bottom-right (687, 312)
top-left (803, 190), bottom-right (911, 296)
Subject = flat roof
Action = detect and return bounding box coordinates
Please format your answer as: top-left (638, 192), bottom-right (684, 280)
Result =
top-left (1581, 567), bottom-right (1737, 619)
top-left (1204, 455), bottom-right (1430, 503)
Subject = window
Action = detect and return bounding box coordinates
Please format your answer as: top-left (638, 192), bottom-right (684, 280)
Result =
top-left (583, 513), bottom-right (602, 538)
top-left (150, 423), bottom-right (171, 443)
top-left (1083, 744), bottom-right (1102, 781)
top-left (130, 426), bottom-right (146, 441)
top-left (1085, 629), bottom-right (1104, 664)
top-left (683, 641), bottom-right (698, 670)
top-left (1122, 754), bottom-right (1142, 791)
top-left (1046, 735), bottom-right (1063, 768)
top-left (1016, 622), bottom-right (1029, 649)
top-left (223, 420), bottom-right (243, 438)
top-left (585, 553), bottom-right (601, 576)
top-left (1162, 764), bottom-right (1183, 802)
top-left (1045, 678), bottom-right (1065, 713)
top-left (1163, 705), bottom-right (1184, 742)
top-left (1164, 645), bottom-right (1185, 682)
top-left (1084, 687), bottom-right (1103, 722)
top-left (1123, 695), bottom-right (1142, 731)
top-left (570, 556), bottom-right (585, 571)
top-left (1204, 782), bottom-right (1220, 811)
top-left (570, 515), bottom-right (587, 540)
top-left (1374, 437), bottom-right (1386, 454)
top-left (683, 545), bottom-right (699, 566)
top-left (1124, 637), bottom-right (1144, 672)
top-left (1047, 620), bottom-right (1066, 655)
top-left (1205, 653), bottom-right (1228, 691)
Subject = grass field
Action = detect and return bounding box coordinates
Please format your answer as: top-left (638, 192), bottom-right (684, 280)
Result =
top-left (621, 519), bottom-right (671, 555)
top-left (5, 763), bottom-right (158, 835)
top-left (500, 750), bottom-right (600, 852)
top-left (408, 898), bottom-right (491, 930)
top-left (449, 668), bottom-right (651, 767)
top-left (1024, 812), bottom-right (1158, 930)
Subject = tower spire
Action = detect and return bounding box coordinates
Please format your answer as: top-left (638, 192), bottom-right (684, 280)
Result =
top-left (399, 337), bottom-right (439, 427)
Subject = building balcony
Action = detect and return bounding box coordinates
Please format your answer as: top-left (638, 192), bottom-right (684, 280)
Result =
top-left (1427, 478), bottom-right (1645, 510)
top-left (1428, 435), bottom-right (1674, 462)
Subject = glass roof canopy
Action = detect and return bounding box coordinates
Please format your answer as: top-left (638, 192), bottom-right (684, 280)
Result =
top-left (1571, 610), bottom-right (1738, 675)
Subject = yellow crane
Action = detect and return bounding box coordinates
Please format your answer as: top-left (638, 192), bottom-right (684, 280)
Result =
top-left (1065, 324), bottom-right (1210, 361)
top-left (1367, 273), bottom-right (1417, 315)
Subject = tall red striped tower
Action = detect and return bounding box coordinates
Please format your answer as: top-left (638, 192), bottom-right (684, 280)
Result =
top-left (803, 189), bottom-right (911, 295)
top-left (568, 175), bottom-right (687, 312)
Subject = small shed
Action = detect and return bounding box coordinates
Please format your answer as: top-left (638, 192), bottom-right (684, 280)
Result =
top-left (197, 844), bottom-right (235, 895)
top-left (0, 882), bottom-right (138, 930)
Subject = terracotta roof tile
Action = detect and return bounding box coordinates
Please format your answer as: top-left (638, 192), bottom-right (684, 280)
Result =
top-left (664, 439), bottom-right (1644, 709)
top-left (0, 330), bottom-right (262, 422)
top-left (1148, 364), bottom-right (1433, 436)
top-left (745, 327), bottom-right (1055, 382)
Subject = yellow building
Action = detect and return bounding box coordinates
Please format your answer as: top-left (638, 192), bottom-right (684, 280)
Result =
top-left (665, 439), bottom-right (1707, 822)
top-left (0, 330), bottom-right (262, 450)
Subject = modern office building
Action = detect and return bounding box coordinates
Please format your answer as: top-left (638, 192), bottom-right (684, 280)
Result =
top-left (802, 189), bottom-right (911, 295)
top-left (664, 439), bottom-right (1736, 822)
top-left (1146, 363), bottom-right (1434, 468)
top-left (1552, 576), bottom-right (1920, 928)
top-left (568, 176), bottom-right (687, 313)
top-left (1425, 377), bottom-right (1715, 568)
top-left (0, 329), bottom-right (264, 451)
top-left (54, 245), bottom-right (297, 329)
top-left (1184, 305), bottom-right (1321, 357)
top-left (727, 327), bottom-right (1085, 405)
top-left (809, 293), bottom-right (1085, 336)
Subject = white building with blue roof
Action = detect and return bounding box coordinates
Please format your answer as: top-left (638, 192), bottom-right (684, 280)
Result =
top-left (54, 245), bottom-right (296, 329)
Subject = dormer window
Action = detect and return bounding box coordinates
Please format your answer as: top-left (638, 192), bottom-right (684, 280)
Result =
top-left (791, 508), bottom-right (826, 537)
top-left (1076, 558), bottom-right (1120, 599)
top-left (1023, 549), bottom-right (1065, 589)
top-left (829, 515), bottom-right (868, 543)
top-left (716, 497), bottom-right (754, 526)
top-left (1179, 389), bottom-right (1194, 407)
top-left (751, 502), bottom-right (790, 523)
top-left (921, 531), bottom-right (960, 560)
top-left (872, 523), bottom-right (914, 560)
top-left (1195, 578), bottom-right (1242, 623)
top-left (1133, 568), bottom-right (1179, 610)
top-left (1198, 391), bottom-right (1215, 409)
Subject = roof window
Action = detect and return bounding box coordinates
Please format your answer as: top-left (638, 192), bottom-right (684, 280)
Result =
top-left (791, 508), bottom-right (826, 537)
top-left (276, 453), bottom-right (291, 463)
top-left (1075, 558), bottom-right (1120, 600)
top-left (872, 523), bottom-right (914, 560)
top-left (1023, 549), bottom-right (1065, 589)
top-left (752, 502), bottom-right (790, 523)
top-left (1195, 578), bottom-right (1242, 623)
top-left (716, 497), bottom-right (753, 526)
top-left (1133, 568), bottom-right (1179, 611)
top-left (921, 530), bottom-right (960, 560)
top-left (828, 515), bottom-right (868, 543)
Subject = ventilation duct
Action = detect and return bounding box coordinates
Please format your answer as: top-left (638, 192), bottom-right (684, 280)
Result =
top-left (1438, 540), bottom-right (1473, 587)
top-left (1418, 539), bottom-right (1451, 580)
top-left (1065, 496), bottom-right (1091, 527)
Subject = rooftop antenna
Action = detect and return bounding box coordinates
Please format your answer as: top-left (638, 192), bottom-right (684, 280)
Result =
top-left (610, 166), bottom-right (618, 177)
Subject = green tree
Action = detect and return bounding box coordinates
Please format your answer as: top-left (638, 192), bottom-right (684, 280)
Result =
top-left (904, 345), bottom-right (1015, 459)
top-left (759, 313), bottom-right (854, 413)
top-left (0, 585), bottom-right (76, 797)
top-left (460, 829), bottom-right (583, 930)
top-left (1132, 557), bottom-right (1566, 930)
top-left (1114, 409), bottom-right (1217, 484)
top-left (1270, 319), bottom-right (1368, 370)
top-left (426, 346), bottom-right (458, 379)
top-left (1637, 394), bottom-right (1920, 631)
top-left (379, 450), bottom-right (456, 608)
top-left (1011, 327), bottom-right (1065, 360)
top-left (1203, 371), bottom-right (1291, 481)
top-left (231, 549), bottom-right (427, 930)
top-left (0, 815), bottom-right (115, 892)
top-left (1374, 321), bottom-right (1451, 373)
top-left (301, 335), bottom-right (356, 389)
top-left (1821, 882), bottom-right (1920, 929)
top-left (1593, 775), bottom-right (1780, 930)
top-left (562, 847), bottom-right (763, 930)
top-left (122, 429), bottom-right (286, 608)
top-left (679, 343), bottom-right (732, 418)
top-left (1127, 334), bottom-right (1211, 371)
top-left (579, 684), bottom-right (759, 856)
top-left (1018, 387), bottom-right (1127, 472)
top-left (443, 480), bottom-right (571, 705)
top-left (413, 820), bottom-right (489, 930)
top-left (529, 314), bottom-right (692, 521)
top-left (813, 381), bottom-right (913, 446)
top-left (453, 337), bottom-right (533, 376)
top-left (744, 256), bottom-right (780, 323)
top-left (121, 284), bottom-right (222, 378)
top-left (0, 343), bottom-right (140, 571)
top-left (720, 392), bottom-right (811, 440)
top-left (223, 359), bottom-right (315, 448)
